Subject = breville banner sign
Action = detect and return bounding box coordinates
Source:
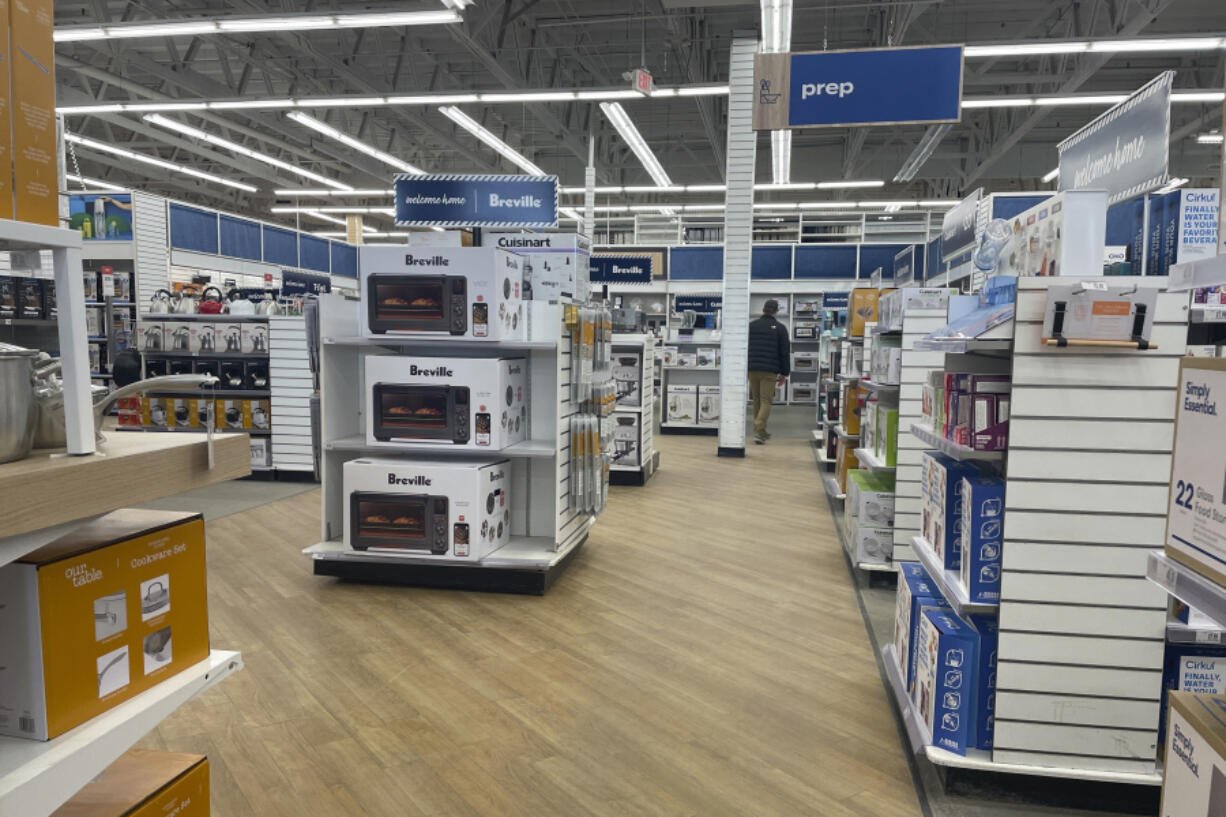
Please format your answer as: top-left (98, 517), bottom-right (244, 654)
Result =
top-left (1057, 71), bottom-right (1173, 206)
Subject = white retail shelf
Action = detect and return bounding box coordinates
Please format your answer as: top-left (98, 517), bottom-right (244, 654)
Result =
top-left (824, 476), bottom-right (845, 501)
top-left (660, 422), bottom-right (715, 430)
top-left (325, 434), bottom-right (556, 458)
top-left (1169, 254), bottom-right (1226, 293)
top-left (880, 643), bottom-right (1160, 786)
top-left (323, 335), bottom-right (555, 350)
top-left (836, 373), bottom-right (862, 382)
top-left (811, 429), bottom-right (822, 442)
top-left (911, 536), bottom-right (998, 616)
top-left (854, 447), bottom-right (895, 473)
top-left (613, 405), bottom-right (644, 414)
top-left (0, 649), bottom-right (243, 817)
top-left (1149, 551), bottom-right (1226, 630)
top-left (858, 561), bottom-right (898, 573)
top-left (1166, 618), bottom-right (1226, 645)
top-left (833, 425), bottom-right (859, 441)
top-left (860, 379), bottom-right (900, 392)
top-left (913, 337), bottom-right (1013, 354)
top-left (909, 423), bottom-right (1004, 462)
top-left (0, 219), bottom-right (81, 251)
top-left (662, 365), bottom-right (719, 371)
top-left (1190, 305), bottom-right (1226, 324)
top-left (305, 529), bottom-right (590, 570)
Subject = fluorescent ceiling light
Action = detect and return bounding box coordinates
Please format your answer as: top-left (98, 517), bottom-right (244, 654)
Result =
top-left (208, 99), bottom-right (297, 110)
top-left (685, 184), bottom-right (726, 192)
top-left (1175, 92), bottom-right (1226, 103)
top-left (1156, 176), bottom-right (1190, 194)
top-left (817, 180), bottom-right (884, 189)
top-left (387, 94), bottom-right (480, 105)
top-left (964, 36), bottom-right (1226, 58)
top-left (961, 98), bottom-right (1035, 109)
top-left (560, 207), bottom-right (583, 221)
top-left (964, 41), bottom-right (1091, 57)
top-left (600, 102), bottom-right (674, 188)
top-left (757, 182), bottom-right (816, 191)
top-left (1035, 94), bottom-right (1127, 106)
top-left (673, 86), bottom-right (730, 97)
top-left (578, 90), bottom-right (641, 101)
top-left (301, 210), bottom-right (347, 226)
top-left (624, 184), bottom-right (684, 193)
top-left (54, 9), bottom-right (461, 42)
top-left (65, 173), bottom-right (126, 192)
top-left (1042, 168), bottom-right (1060, 183)
top-left (275, 188), bottom-right (393, 196)
top-left (294, 97), bottom-right (388, 109)
top-left (1091, 37), bottom-right (1224, 52)
top-left (144, 113), bottom-right (352, 190)
top-left (919, 200), bottom-right (959, 207)
top-left (438, 106), bottom-right (547, 175)
top-left (771, 131), bottom-right (792, 185)
top-left (288, 112), bottom-right (424, 174)
top-left (271, 206), bottom-right (394, 215)
top-left (65, 133), bottom-right (258, 192)
top-left (1198, 133), bottom-right (1224, 144)
top-left (480, 91), bottom-right (578, 103)
top-left (857, 201), bottom-right (919, 208)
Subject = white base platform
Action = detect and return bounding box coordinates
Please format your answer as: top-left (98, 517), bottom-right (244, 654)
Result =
top-left (0, 650), bottom-right (243, 817)
top-left (824, 475), bottom-right (845, 501)
top-left (304, 523), bottom-right (592, 571)
top-left (325, 434), bottom-right (557, 459)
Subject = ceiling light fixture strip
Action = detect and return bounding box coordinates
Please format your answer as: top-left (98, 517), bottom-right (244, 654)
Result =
top-left (54, 10), bottom-right (462, 42)
top-left (438, 106), bottom-right (546, 175)
top-left (287, 112), bottom-right (425, 174)
top-left (65, 133), bottom-right (257, 192)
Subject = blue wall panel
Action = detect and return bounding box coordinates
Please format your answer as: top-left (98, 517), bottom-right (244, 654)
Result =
top-left (926, 238), bottom-right (942, 283)
top-left (751, 245), bottom-right (792, 279)
top-left (859, 244), bottom-right (907, 281)
top-left (991, 195), bottom-right (1050, 221)
top-left (299, 234), bottom-right (331, 273)
top-left (669, 246), bottom-right (723, 280)
top-left (794, 245), bottom-right (857, 279)
top-left (263, 226), bottom-right (298, 267)
top-left (169, 204), bottom-right (219, 254)
top-left (218, 215), bottom-right (261, 261)
top-left (330, 241), bottom-right (358, 278)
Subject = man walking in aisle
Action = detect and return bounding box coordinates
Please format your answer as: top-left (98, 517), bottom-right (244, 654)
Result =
top-left (747, 299), bottom-right (790, 445)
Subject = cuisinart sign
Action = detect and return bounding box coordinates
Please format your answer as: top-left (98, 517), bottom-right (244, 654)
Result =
top-left (1057, 72), bottom-right (1172, 205)
top-left (590, 255), bottom-right (652, 283)
top-left (753, 45), bottom-right (964, 130)
top-left (394, 174), bottom-right (558, 228)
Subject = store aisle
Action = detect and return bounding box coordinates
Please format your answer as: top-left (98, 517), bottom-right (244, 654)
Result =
top-left (141, 413), bottom-right (921, 817)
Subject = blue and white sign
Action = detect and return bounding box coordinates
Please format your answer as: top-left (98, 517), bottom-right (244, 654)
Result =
top-left (674, 295), bottom-right (722, 314)
top-left (1178, 189), bottom-right (1220, 264)
top-left (1057, 72), bottom-right (1172, 205)
top-left (394, 174), bottom-right (558, 228)
top-left (822, 293), bottom-right (849, 310)
top-left (894, 246), bottom-right (916, 287)
top-left (941, 189), bottom-right (983, 264)
top-left (590, 255), bottom-right (653, 284)
top-left (754, 45), bottom-right (963, 130)
top-left (282, 269), bottom-right (331, 297)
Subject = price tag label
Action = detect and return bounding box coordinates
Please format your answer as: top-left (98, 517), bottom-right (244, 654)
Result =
top-left (1197, 630), bottom-right (1223, 644)
top-left (1164, 565), bottom-right (1178, 588)
top-left (100, 267), bottom-right (115, 298)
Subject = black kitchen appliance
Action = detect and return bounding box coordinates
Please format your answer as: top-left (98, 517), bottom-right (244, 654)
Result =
top-left (245, 361), bottom-right (269, 390)
top-left (371, 384), bottom-right (470, 443)
top-left (167, 358), bottom-right (192, 376)
top-left (144, 357), bottom-right (170, 378)
top-left (219, 360), bottom-right (245, 390)
top-left (348, 491), bottom-right (449, 552)
top-left (193, 358), bottom-right (220, 380)
top-left (366, 274), bottom-right (467, 335)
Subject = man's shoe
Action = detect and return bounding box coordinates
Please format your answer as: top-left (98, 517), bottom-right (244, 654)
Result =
top-left (754, 434), bottom-right (767, 445)
top-left (763, 431), bottom-right (772, 440)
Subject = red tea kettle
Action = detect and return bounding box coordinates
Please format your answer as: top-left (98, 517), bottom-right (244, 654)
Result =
top-left (198, 285), bottom-right (225, 314)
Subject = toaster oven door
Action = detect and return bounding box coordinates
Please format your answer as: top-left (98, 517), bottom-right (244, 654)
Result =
top-left (368, 275), bottom-right (467, 334)
top-left (350, 492), bottom-right (448, 553)
top-left (372, 384), bottom-right (470, 443)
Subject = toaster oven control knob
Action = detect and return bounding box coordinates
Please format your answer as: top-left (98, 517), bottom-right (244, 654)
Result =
top-left (456, 412), bottom-right (469, 440)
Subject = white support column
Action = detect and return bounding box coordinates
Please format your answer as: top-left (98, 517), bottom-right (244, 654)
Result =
top-left (53, 243), bottom-right (95, 455)
top-left (345, 215), bottom-right (364, 245)
top-left (717, 33), bottom-right (759, 456)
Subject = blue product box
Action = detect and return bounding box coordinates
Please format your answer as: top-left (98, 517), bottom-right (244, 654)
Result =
top-left (924, 452), bottom-right (978, 570)
top-left (1160, 645), bottom-right (1226, 746)
top-left (959, 474), bottom-right (1005, 603)
top-left (893, 563), bottom-right (951, 693)
top-left (913, 608), bottom-right (979, 755)
top-left (968, 615), bottom-right (999, 751)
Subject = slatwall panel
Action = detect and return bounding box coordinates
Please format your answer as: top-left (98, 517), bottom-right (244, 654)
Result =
top-left (716, 36), bottom-right (757, 451)
top-left (132, 192), bottom-right (169, 316)
top-left (552, 321), bottom-right (591, 551)
top-left (269, 316), bottom-right (314, 472)
top-left (892, 306), bottom-right (951, 561)
top-left (993, 277), bottom-right (1185, 774)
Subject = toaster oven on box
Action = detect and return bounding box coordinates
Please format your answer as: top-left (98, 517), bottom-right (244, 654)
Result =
top-left (360, 246), bottom-right (525, 340)
top-left (365, 355), bottom-right (528, 449)
top-left (343, 457), bottom-right (511, 560)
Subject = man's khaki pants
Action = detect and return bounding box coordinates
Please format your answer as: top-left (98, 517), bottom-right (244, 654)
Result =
top-left (748, 371), bottom-right (777, 438)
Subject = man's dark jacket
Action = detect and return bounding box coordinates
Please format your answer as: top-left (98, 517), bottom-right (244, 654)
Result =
top-left (747, 314), bottom-right (790, 376)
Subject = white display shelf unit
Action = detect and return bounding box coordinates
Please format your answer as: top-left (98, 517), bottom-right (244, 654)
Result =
top-left (833, 425), bottom-right (859, 441)
top-left (611, 334), bottom-right (657, 484)
top-left (908, 422), bottom-right (1004, 462)
top-left (1149, 552), bottom-right (1226, 631)
top-left (880, 645), bottom-right (1160, 786)
top-left (853, 447), bottom-right (895, 473)
top-left (0, 650), bottom-right (243, 817)
top-left (911, 535), bottom-right (998, 616)
top-left (1166, 618), bottom-right (1226, 645)
top-left (268, 315), bottom-right (314, 473)
top-left (859, 379), bottom-right (899, 392)
top-left (823, 475), bottom-right (845, 501)
top-left (896, 277), bottom-right (1186, 779)
top-left (306, 293), bottom-right (596, 594)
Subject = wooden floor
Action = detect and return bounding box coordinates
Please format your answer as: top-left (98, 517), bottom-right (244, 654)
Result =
top-left (141, 432), bottom-right (922, 817)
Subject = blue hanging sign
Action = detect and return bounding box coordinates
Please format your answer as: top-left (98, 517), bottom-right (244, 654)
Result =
top-left (894, 246), bottom-right (916, 287)
top-left (822, 293), bottom-right (850, 310)
top-left (753, 45), bottom-right (964, 130)
top-left (590, 255), bottom-right (653, 283)
top-left (941, 188), bottom-right (983, 263)
top-left (394, 174), bottom-right (558, 228)
top-left (674, 295), bottom-right (722, 314)
top-left (282, 269), bottom-right (331, 296)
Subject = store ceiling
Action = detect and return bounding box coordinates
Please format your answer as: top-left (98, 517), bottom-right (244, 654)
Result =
top-left (55, 0), bottom-right (1226, 228)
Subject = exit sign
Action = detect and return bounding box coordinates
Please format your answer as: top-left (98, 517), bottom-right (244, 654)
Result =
top-left (632, 68), bottom-right (653, 95)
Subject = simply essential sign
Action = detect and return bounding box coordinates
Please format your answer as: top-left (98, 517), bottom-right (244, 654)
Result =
top-left (590, 255), bottom-right (653, 284)
top-left (394, 174), bottom-right (558, 228)
top-left (753, 45), bottom-right (964, 130)
top-left (1166, 358), bottom-right (1226, 587)
top-left (1057, 72), bottom-right (1172, 205)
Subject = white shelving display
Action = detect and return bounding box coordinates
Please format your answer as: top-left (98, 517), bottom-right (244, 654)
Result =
top-left (611, 334), bottom-right (658, 484)
top-left (269, 315), bottom-right (314, 473)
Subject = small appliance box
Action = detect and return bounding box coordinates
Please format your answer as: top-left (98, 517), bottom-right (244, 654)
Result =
top-left (959, 474), bottom-right (1005, 603)
top-left (698, 385), bottom-right (720, 426)
top-left (913, 608), bottom-right (979, 755)
top-left (852, 520), bottom-right (893, 566)
top-left (359, 246), bottom-right (526, 340)
top-left (188, 321), bottom-right (215, 354)
top-left (922, 452), bottom-right (978, 570)
top-left (0, 510), bottom-right (209, 740)
top-left (342, 457), bottom-right (511, 561)
top-left (241, 322), bottom-right (269, 355)
top-left (49, 749), bottom-right (210, 817)
top-left (489, 231), bottom-right (588, 303)
top-left (612, 351), bottom-right (644, 408)
top-left (1161, 692), bottom-right (1226, 817)
top-left (364, 355), bottom-right (528, 450)
top-left (163, 321), bottom-right (195, 354)
top-left (666, 384), bottom-right (698, 425)
top-left (850, 471), bottom-right (895, 528)
top-left (968, 615), bottom-right (998, 751)
top-left (849, 288), bottom-right (881, 337)
top-left (136, 322), bottom-right (164, 353)
top-left (790, 382), bottom-right (817, 404)
top-left (792, 351), bottom-right (820, 373)
top-left (250, 436), bottom-right (272, 469)
top-left (893, 563), bottom-right (951, 693)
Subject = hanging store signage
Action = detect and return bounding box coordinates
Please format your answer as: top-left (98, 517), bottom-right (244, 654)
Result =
top-left (674, 295), bottom-right (721, 314)
top-left (282, 269), bottom-right (331, 296)
top-left (394, 174), bottom-right (558, 228)
top-left (822, 292), bottom-right (849, 309)
top-left (941, 188), bottom-right (983, 264)
top-left (894, 246), bottom-right (916, 287)
top-left (752, 45), bottom-right (964, 130)
top-left (590, 255), bottom-right (653, 284)
top-left (1057, 71), bottom-right (1172, 205)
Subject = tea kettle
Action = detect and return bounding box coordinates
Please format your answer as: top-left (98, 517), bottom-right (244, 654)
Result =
top-left (255, 295), bottom-right (281, 316)
top-left (226, 290), bottom-right (255, 315)
top-left (198, 286), bottom-right (225, 314)
top-left (148, 289), bottom-right (172, 315)
top-left (170, 290), bottom-right (197, 314)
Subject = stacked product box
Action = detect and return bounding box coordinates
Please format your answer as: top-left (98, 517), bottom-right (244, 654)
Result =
top-left (894, 563), bottom-right (951, 694)
top-left (861, 393), bottom-right (877, 453)
top-left (959, 473), bottom-right (1005, 603)
top-left (875, 403), bottom-right (899, 467)
top-left (846, 470), bottom-right (896, 565)
top-left (841, 381), bottom-right (863, 435)
top-left (921, 452), bottom-right (980, 570)
top-left (1160, 691), bottom-right (1226, 817)
top-left (849, 288), bottom-right (882, 337)
top-left (878, 287), bottom-right (955, 332)
top-left (870, 334), bottom-right (902, 385)
top-left (666, 384), bottom-right (698, 425)
top-left (834, 440), bottom-right (860, 494)
top-left (922, 371), bottom-right (1011, 451)
top-left (912, 608), bottom-right (998, 755)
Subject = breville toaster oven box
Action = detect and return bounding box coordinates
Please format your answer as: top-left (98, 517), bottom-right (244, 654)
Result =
top-left (365, 355), bottom-right (528, 450)
top-left (360, 246), bottom-right (526, 340)
top-left (343, 457), bottom-right (511, 560)
top-left (0, 509), bottom-right (209, 740)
